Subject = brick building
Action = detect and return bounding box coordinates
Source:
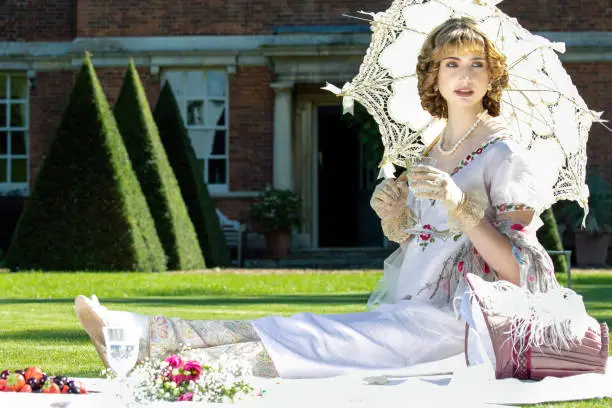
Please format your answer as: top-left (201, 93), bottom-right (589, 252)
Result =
top-left (0, 0), bottom-right (610, 250)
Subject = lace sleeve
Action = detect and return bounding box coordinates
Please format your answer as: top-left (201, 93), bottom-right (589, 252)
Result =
top-left (380, 206), bottom-right (417, 243)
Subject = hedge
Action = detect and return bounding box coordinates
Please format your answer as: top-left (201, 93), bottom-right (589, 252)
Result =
top-left (114, 61), bottom-right (205, 270)
top-left (6, 54), bottom-right (166, 271)
top-left (153, 81), bottom-right (231, 267)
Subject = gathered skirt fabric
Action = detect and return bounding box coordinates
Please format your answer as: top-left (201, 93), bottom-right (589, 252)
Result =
top-left (252, 300), bottom-right (465, 378)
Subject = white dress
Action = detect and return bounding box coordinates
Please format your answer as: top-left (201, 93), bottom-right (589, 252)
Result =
top-left (252, 133), bottom-right (556, 379)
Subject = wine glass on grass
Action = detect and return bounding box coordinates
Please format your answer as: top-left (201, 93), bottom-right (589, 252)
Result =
top-left (103, 326), bottom-right (140, 407)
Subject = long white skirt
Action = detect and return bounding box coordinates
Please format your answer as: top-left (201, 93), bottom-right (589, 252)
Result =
top-left (252, 300), bottom-right (465, 378)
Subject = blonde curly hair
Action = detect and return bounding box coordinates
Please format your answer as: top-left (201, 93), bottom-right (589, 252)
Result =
top-left (417, 17), bottom-right (509, 119)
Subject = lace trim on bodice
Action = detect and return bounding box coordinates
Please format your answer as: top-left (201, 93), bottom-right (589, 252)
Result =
top-left (450, 135), bottom-right (511, 177)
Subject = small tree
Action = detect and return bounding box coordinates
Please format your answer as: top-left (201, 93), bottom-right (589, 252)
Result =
top-left (537, 207), bottom-right (568, 275)
top-left (153, 82), bottom-right (231, 267)
top-left (6, 54), bottom-right (166, 271)
top-left (114, 61), bottom-right (205, 270)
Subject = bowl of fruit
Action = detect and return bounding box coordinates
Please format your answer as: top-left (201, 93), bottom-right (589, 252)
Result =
top-left (0, 366), bottom-right (87, 394)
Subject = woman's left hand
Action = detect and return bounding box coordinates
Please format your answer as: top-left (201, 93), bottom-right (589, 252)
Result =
top-left (407, 165), bottom-right (464, 211)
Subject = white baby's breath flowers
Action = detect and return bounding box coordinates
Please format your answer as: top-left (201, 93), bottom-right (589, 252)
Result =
top-left (109, 350), bottom-right (255, 405)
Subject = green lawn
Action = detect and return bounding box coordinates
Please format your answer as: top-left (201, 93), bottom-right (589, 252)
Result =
top-left (0, 269), bottom-right (610, 407)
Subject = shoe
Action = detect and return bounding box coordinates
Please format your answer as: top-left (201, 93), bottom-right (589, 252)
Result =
top-left (74, 295), bottom-right (110, 368)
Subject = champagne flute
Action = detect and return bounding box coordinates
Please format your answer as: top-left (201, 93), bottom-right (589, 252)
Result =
top-left (405, 156), bottom-right (438, 227)
top-left (103, 326), bottom-right (140, 407)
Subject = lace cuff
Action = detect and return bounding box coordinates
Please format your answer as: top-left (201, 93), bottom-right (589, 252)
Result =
top-left (381, 206), bottom-right (416, 243)
top-left (448, 191), bottom-right (488, 231)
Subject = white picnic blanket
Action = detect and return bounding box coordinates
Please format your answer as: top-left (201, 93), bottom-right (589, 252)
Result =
top-left (1, 354), bottom-right (610, 408)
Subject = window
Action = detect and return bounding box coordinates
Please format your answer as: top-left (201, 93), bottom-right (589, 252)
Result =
top-left (163, 70), bottom-right (229, 194)
top-left (0, 73), bottom-right (29, 193)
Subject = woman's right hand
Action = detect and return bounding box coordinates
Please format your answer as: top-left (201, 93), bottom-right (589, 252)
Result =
top-left (370, 172), bottom-right (409, 219)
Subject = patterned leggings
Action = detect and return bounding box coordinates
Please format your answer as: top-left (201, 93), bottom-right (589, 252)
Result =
top-left (146, 315), bottom-right (279, 377)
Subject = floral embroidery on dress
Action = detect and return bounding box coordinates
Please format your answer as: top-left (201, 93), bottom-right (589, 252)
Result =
top-left (147, 317), bottom-right (280, 377)
top-left (148, 318), bottom-right (263, 362)
top-left (495, 203), bottom-right (535, 214)
top-left (417, 224), bottom-right (463, 251)
top-left (415, 221), bottom-right (560, 307)
top-left (505, 223), bottom-right (555, 279)
top-left (181, 341), bottom-right (279, 378)
top-left (451, 136), bottom-right (509, 176)
top-left (149, 316), bottom-right (174, 360)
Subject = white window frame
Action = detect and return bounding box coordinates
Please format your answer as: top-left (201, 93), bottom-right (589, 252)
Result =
top-left (161, 70), bottom-right (230, 195)
top-left (0, 72), bottom-right (29, 195)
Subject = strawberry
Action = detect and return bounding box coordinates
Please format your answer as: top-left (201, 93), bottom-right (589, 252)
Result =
top-left (24, 366), bottom-right (44, 382)
top-left (42, 379), bottom-right (60, 394)
top-left (19, 384), bottom-right (32, 393)
top-left (61, 385), bottom-right (70, 394)
top-left (73, 381), bottom-right (87, 394)
top-left (6, 373), bottom-right (25, 392)
top-left (0, 379), bottom-right (6, 391)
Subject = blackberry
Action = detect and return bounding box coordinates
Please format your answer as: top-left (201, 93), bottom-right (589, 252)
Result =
top-left (27, 378), bottom-right (40, 390)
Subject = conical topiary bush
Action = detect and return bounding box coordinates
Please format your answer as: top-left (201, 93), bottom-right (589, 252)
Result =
top-left (114, 61), bottom-right (205, 270)
top-left (5, 54), bottom-right (166, 271)
top-left (537, 206), bottom-right (568, 275)
top-left (153, 81), bottom-right (231, 267)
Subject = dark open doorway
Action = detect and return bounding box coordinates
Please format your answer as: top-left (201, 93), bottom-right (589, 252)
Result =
top-left (317, 105), bottom-right (383, 247)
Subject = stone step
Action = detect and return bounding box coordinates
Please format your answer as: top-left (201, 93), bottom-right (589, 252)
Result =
top-left (243, 247), bottom-right (395, 269)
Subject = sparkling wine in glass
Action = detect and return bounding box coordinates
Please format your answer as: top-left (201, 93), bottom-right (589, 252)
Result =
top-left (103, 326), bottom-right (140, 406)
top-left (405, 156), bottom-right (438, 227)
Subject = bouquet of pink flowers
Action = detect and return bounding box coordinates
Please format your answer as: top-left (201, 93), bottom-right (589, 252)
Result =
top-left (126, 354), bottom-right (254, 403)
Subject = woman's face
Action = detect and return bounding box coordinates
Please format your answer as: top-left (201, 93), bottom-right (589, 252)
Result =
top-left (436, 49), bottom-right (490, 111)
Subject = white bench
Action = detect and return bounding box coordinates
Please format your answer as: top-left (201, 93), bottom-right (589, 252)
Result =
top-left (216, 209), bottom-right (247, 267)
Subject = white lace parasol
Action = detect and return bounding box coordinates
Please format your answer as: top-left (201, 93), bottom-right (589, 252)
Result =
top-left (323, 0), bottom-right (608, 214)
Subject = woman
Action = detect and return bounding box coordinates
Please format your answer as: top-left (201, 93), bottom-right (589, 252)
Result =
top-left (75, 17), bottom-right (560, 379)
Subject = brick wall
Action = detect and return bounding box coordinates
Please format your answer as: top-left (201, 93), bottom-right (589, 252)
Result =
top-left (72, 0), bottom-right (611, 37)
top-left (15, 0), bottom-right (612, 226)
top-left (2, 1), bottom-right (610, 41)
top-left (72, 0), bottom-right (363, 36)
top-left (92, 66), bottom-right (273, 196)
top-left (566, 62), bottom-right (612, 179)
top-left (29, 71), bottom-right (75, 185)
top-left (0, 0), bottom-right (75, 41)
top-left (74, 0), bottom-right (393, 36)
top-left (499, 1), bottom-right (612, 32)
top-left (29, 66), bottom-right (160, 184)
top-left (95, 67), bottom-right (160, 106)
top-left (213, 198), bottom-right (252, 224)
top-left (228, 66), bottom-right (274, 192)
top-left (28, 64), bottom-right (269, 219)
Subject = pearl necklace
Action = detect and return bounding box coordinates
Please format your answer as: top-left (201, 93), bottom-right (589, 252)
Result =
top-left (437, 111), bottom-right (486, 156)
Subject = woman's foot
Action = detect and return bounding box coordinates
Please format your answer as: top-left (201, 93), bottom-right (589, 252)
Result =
top-left (74, 295), bottom-right (110, 368)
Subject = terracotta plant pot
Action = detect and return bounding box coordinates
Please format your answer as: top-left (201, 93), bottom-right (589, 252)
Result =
top-left (575, 231), bottom-right (610, 266)
top-left (264, 229), bottom-right (292, 260)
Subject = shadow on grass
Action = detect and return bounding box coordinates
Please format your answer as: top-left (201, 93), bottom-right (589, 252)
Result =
top-left (570, 274), bottom-right (612, 285)
top-left (0, 329), bottom-right (90, 343)
top-left (138, 288), bottom-right (264, 297)
top-left (0, 298), bottom-right (78, 305)
top-left (582, 304), bottom-right (612, 311)
top-left (0, 293), bottom-right (371, 307)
